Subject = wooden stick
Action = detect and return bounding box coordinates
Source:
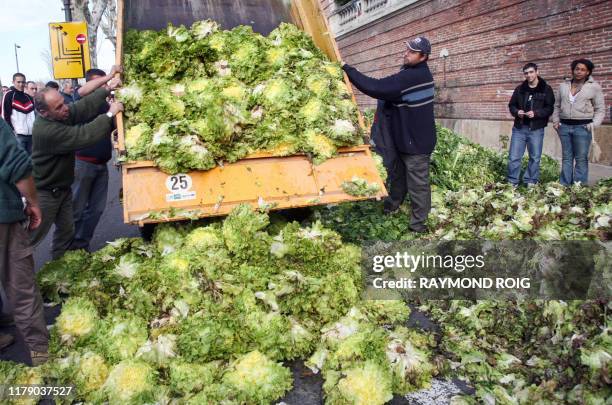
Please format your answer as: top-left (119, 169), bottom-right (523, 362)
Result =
top-left (114, 0), bottom-right (126, 153)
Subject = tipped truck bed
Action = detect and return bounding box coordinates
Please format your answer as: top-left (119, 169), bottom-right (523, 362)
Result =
top-left (114, 0), bottom-right (387, 225)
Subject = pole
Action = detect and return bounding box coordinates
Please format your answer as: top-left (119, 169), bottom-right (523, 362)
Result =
top-left (62, 0), bottom-right (79, 88)
top-left (63, 0), bottom-right (72, 21)
top-left (14, 44), bottom-right (20, 72)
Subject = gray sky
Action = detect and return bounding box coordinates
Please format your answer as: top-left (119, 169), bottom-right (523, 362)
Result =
top-left (0, 0), bottom-right (114, 86)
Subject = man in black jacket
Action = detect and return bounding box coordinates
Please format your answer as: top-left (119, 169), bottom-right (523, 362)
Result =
top-left (507, 63), bottom-right (555, 186)
top-left (342, 36), bottom-right (436, 233)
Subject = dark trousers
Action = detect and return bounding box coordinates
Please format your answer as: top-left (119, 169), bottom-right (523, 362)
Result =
top-left (29, 189), bottom-right (74, 260)
top-left (0, 222), bottom-right (49, 352)
top-left (71, 160), bottom-right (109, 250)
top-left (386, 153), bottom-right (432, 231)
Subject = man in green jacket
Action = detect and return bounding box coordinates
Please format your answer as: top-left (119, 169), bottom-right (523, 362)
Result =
top-left (30, 82), bottom-right (123, 259)
top-left (0, 119), bottom-right (49, 366)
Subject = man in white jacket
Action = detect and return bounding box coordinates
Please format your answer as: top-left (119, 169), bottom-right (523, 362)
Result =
top-left (2, 73), bottom-right (36, 155)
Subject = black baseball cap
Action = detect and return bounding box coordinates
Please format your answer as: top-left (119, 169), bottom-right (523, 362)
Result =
top-left (406, 36), bottom-right (431, 54)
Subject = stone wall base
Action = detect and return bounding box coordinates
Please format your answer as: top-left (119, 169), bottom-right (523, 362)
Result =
top-left (437, 119), bottom-right (612, 166)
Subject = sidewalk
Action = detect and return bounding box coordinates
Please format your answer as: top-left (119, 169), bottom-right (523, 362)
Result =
top-left (588, 162), bottom-right (612, 184)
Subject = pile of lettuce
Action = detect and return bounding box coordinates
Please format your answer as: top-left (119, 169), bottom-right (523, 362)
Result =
top-left (431, 126), bottom-right (559, 191)
top-left (423, 300), bottom-right (611, 404)
top-left (118, 21), bottom-right (363, 173)
top-left (0, 206), bottom-right (428, 404)
top-left (315, 126), bottom-right (610, 243)
top-left (310, 126), bottom-right (610, 403)
top-left (3, 124), bottom-right (610, 404)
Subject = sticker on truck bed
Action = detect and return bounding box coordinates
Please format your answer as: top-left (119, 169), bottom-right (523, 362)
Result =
top-left (165, 174), bottom-right (196, 202)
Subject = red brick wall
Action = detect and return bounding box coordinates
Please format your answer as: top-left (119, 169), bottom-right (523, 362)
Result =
top-left (323, 0), bottom-right (612, 123)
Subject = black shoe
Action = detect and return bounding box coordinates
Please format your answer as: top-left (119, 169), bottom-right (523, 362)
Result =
top-left (409, 225), bottom-right (428, 234)
top-left (0, 333), bottom-right (15, 351)
top-left (383, 200), bottom-right (400, 214)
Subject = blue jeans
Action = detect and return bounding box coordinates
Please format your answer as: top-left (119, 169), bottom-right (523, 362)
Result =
top-left (558, 124), bottom-right (592, 185)
top-left (71, 160), bottom-right (109, 250)
top-left (507, 125), bottom-right (545, 185)
top-left (16, 134), bottom-right (32, 155)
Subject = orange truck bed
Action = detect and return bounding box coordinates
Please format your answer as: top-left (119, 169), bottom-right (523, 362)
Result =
top-left (114, 0), bottom-right (387, 225)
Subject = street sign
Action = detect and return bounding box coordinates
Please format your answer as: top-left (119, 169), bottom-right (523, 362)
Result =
top-left (48, 21), bottom-right (91, 79)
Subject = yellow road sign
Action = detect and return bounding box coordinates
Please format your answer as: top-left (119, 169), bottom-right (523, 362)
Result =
top-left (49, 21), bottom-right (91, 79)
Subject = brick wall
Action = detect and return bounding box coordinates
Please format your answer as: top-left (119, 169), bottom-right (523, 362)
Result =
top-left (321, 0), bottom-right (612, 123)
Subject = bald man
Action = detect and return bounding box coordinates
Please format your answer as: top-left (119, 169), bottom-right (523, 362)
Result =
top-left (30, 76), bottom-right (123, 259)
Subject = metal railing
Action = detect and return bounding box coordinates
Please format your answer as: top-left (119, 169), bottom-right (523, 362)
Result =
top-left (329, 0), bottom-right (418, 37)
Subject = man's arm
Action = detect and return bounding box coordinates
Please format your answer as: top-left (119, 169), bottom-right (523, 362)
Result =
top-left (77, 65), bottom-right (123, 97)
top-left (508, 87), bottom-right (521, 117)
top-left (15, 176), bottom-right (41, 230)
top-left (342, 64), bottom-right (424, 101)
top-left (0, 119), bottom-right (30, 184)
top-left (37, 101), bottom-right (123, 154)
top-left (69, 87), bottom-right (111, 124)
top-left (552, 85), bottom-right (562, 127)
top-left (535, 85), bottom-right (555, 119)
top-left (2, 91), bottom-right (14, 129)
top-left (0, 119), bottom-right (39, 229)
top-left (592, 84), bottom-right (605, 127)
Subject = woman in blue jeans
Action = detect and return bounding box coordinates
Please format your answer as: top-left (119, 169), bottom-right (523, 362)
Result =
top-left (507, 63), bottom-right (555, 186)
top-left (552, 59), bottom-right (605, 186)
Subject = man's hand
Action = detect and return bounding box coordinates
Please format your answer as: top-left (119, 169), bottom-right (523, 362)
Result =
top-left (25, 203), bottom-right (42, 230)
top-left (14, 176), bottom-right (40, 230)
top-left (108, 101), bottom-right (124, 116)
top-left (517, 110), bottom-right (525, 116)
top-left (525, 111), bottom-right (535, 118)
top-left (553, 122), bottom-right (560, 131)
top-left (108, 78), bottom-right (122, 90)
top-left (109, 65), bottom-right (123, 76)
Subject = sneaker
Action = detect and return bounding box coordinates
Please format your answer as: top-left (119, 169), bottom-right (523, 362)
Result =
top-left (30, 351), bottom-right (49, 367)
top-left (0, 333), bottom-right (15, 351)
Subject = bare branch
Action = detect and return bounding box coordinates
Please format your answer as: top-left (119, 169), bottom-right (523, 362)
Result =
top-left (63, 0), bottom-right (110, 68)
top-left (101, 0), bottom-right (117, 49)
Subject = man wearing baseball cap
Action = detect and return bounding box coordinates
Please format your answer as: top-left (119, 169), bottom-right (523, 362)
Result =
top-left (342, 36), bottom-right (436, 233)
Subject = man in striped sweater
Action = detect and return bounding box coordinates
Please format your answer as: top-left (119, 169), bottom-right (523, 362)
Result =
top-left (342, 36), bottom-right (436, 233)
top-left (2, 73), bottom-right (36, 155)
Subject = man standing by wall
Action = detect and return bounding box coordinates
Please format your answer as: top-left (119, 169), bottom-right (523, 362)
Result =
top-left (0, 119), bottom-right (49, 366)
top-left (70, 67), bottom-right (119, 251)
top-left (507, 63), bottom-right (555, 186)
top-left (341, 37), bottom-right (436, 233)
top-left (30, 77), bottom-right (123, 260)
top-left (2, 73), bottom-right (35, 155)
